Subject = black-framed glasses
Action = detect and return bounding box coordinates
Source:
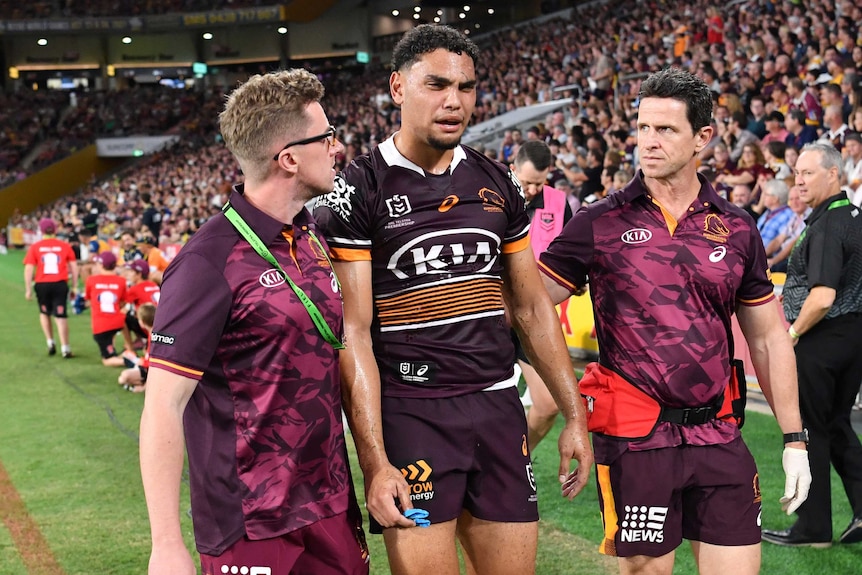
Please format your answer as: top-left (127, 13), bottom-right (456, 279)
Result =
top-left (273, 126), bottom-right (337, 160)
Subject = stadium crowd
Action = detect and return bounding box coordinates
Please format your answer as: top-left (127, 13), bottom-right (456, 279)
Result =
top-left (9, 0), bottom-right (862, 286)
top-left (0, 0), bottom-right (268, 19)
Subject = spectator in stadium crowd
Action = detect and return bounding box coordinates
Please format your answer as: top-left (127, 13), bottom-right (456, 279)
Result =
top-left (313, 25), bottom-right (592, 575)
top-left (843, 132), bottom-right (862, 207)
top-left (853, 107), bottom-right (862, 134)
top-left (764, 185), bottom-right (811, 273)
top-left (723, 111), bottom-right (760, 163)
top-left (510, 140), bottom-right (574, 453)
top-left (137, 236), bottom-right (170, 284)
top-left (117, 302), bottom-right (156, 393)
top-left (819, 104), bottom-right (850, 151)
top-left (84, 251), bottom-right (132, 367)
top-left (117, 228), bottom-right (144, 265)
top-left (761, 110), bottom-right (789, 149)
top-left (140, 192), bottom-right (163, 240)
top-left (730, 184), bottom-right (760, 221)
top-left (763, 141), bottom-right (792, 181)
top-left (786, 78), bottom-right (823, 128)
top-left (764, 142), bottom-right (862, 548)
top-left (757, 178), bottom-right (795, 248)
top-left (746, 95), bottom-right (768, 139)
top-left (140, 69), bottom-right (368, 575)
top-left (715, 143), bottom-right (768, 189)
top-left (23, 218), bottom-right (78, 358)
top-left (784, 109), bottom-right (819, 149)
top-left (539, 67), bottom-right (809, 573)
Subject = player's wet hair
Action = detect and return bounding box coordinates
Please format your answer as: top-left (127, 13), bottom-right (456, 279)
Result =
top-left (391, 24), bottom-right (479, 72)
top-left (638, 67), bottom-right (713, 133)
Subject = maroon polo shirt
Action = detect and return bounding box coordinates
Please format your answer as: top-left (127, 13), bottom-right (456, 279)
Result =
top-left (149, 187), bottom-right (348, 555)
top-left (539, 172), bottom-right (774, 460)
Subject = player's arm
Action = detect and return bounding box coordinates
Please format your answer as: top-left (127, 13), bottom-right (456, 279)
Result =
top-left (333, 260), bottom-right (414, 528)
top-left (737, 301), bottom-right (810, 514)
top-left (69, 260), bottom-right (79, 295)
top-left (502, 248), bottom-right (593, 498)
top-left (139, 367), bottom-right (198, 575)
top-left (24, 263), bottom-right (35, 300)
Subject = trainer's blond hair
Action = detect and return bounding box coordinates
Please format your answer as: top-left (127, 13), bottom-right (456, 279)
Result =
top-left (219, 69), bottom-right (324, 181)
top-left (137, 303), bottom-right (156, 330)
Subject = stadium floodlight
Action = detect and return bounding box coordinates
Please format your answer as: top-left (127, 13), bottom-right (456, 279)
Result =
top-left (122, 36), bottom-right (132, 44)
top-left (488, 8), bottom-right (494, 14)
top-left (277, 26), bottom-right (287, 34)
top-left (202, 32), bottom-right (213, 40)
top-left (413, 13), bottom-right (420, 19)
top-left (463, 5), bottom-right (470, 11)
top-left (459, 12), bottom-right (466, 19)
top-left (37, 38), bottom-right (47, 46)
top-left (392, 9), bottom-right (399, 16)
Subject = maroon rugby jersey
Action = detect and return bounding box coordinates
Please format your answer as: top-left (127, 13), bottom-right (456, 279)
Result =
top-left (540, 172), bottom-right (774, 453)
top-left (313, 137), bottom-right (531, 398)
top-left (148, 188), bottom-right (350, 555)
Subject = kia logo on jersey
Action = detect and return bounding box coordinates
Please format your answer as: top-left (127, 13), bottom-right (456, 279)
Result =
top-left (621, 228), bottom-right (653, 244)
top-left (259, 269), bottom-right (286, 288)
top-left (387, 228), bottom-right (500, 279)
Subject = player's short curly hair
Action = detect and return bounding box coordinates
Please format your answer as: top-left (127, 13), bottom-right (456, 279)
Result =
top-left (391, 24), bottom-right (479, 72)
top-left (639, 67), bottom-right (713, 133)
top-left (219, 68), bottom-right (324, 180)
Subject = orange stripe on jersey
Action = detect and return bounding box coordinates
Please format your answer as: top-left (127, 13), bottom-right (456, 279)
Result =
top-left (537, 261), bottom-right (578, 292)
top-left (597, 464), bottom-right (619, 556)
top-left (502, 235), bottom-right (530, 254)
top-left (331, 247), bottom-right (372, 262)
top-left (149, 358), bottom-right (204, 378)
top-left (376, 278), bottom-right (503, 327)
top-left (738, 292), bottom-right (775, 306)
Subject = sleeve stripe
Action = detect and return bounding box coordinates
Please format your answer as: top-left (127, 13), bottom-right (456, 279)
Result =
top-left (149, 358), bottom-right (204, 377)
top-left (330, 247), bottom-right (372, 261)
top-left (502, 235), bottom-right (530, 254)
top-left (537, 260), bottom-right (578, 291)
top-left (738, 292), bottom-right (776, 306)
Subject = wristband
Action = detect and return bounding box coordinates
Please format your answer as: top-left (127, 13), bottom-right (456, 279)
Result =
top-left (783, 429), bottom-right (809, 444)
top-left (788, 325), bottom-right (800, 339)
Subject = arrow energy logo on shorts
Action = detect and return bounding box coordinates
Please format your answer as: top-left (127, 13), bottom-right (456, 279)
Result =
top-left (620, 505), bottom-right (668, 543)
top-left (400, 459), bottom-right (434, 502)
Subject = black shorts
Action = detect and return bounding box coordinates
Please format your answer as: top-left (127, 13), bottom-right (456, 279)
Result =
top-left (35, 281), bottom-right (69, 318)
top-left (371, 386), bottom-right (538, 533)
top-left (511, 329), bottom-right (530, 364)
top-left (125, 313), bottom-right (147, 338)
top-left (93, 329), bottom-right (121, 359)
top-left (595, 436), bottom-right (762, 557)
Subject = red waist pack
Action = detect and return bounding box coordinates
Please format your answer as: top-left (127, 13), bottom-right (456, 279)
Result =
top-left (578, 361), bottom-right (747, 441)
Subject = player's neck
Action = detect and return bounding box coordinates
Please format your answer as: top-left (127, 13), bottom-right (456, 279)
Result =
top-left (394, 132), bottom-right (454, 175)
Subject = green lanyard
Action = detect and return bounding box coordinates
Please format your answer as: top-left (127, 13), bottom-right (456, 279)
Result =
top-left (222, 202), bottom-right (344, 350)
top-left (790, 197), bottom-right (850, 256)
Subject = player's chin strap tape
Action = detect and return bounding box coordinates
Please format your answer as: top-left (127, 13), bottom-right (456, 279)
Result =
top-left (222, 202), bottom-right (345, 350)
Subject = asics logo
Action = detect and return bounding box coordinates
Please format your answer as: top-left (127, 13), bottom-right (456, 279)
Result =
top-left (621, 228), bottom-right (652, 244)
top-left (709, 246), bottom-right (727, 263)
top-left (438, 195), bottom-right (459, 212)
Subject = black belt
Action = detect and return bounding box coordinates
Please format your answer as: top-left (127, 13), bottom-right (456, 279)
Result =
top-left (659, 405), bottom-right (719, 426)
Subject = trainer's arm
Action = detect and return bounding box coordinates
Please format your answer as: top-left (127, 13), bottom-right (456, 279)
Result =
top-left (736, 302), bottom-right (804, 441)
top-left (502, 249), bottom-right (593, 498)
top-left (24, 263), bottom-right (35, 300)
top-left (139, 367), bottom-right (198, 575)
top-left (333, 260), bottom-right (414, 528)
top-left (541, 269), bottom-right (576, 306)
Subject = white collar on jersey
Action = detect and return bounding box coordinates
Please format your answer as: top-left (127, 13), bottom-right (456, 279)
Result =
top-left (379, 133), bottom-right (466, 176)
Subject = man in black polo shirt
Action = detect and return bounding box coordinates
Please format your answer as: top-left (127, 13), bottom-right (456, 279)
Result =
top-left (140, 69), bottom-right (368, 575)
top-left (763, 142), bottom-right (862, 547)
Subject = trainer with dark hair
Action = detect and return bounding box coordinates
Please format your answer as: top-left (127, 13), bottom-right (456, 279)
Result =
top-left (539, 67), bottom-right (810, 573)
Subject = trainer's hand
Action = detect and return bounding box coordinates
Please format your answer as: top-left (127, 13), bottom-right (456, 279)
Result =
top-left (780, 446), bottom-right (811, 515)
top-left (364, 463), bottom-right (416, 528)
top-left (558, 417), bottom-right (593, 500)
top-left (149, 540), bottom-right (195, 575)
top-left (25, 288), bottom-right (32, 300)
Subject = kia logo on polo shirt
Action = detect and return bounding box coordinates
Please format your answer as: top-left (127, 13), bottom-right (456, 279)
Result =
top-left (621, 228), bottom-right (653, 244)
top-left (259, 269), bottom-right (286, 288)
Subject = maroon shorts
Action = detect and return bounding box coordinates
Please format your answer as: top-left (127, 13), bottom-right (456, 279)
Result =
top-left (373, 386), bottom-right (538, 533)
top-left (200, 511), bottom-right (369, 575)
top-left (596, 436), bottom-right (761, 557)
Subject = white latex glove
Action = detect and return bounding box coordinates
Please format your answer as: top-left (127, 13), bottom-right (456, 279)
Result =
top-left (780, 446), bottom-right (811, 515)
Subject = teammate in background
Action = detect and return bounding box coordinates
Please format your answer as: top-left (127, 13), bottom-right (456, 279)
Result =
top-left (140, 192), bottom-right (163, 240)
top-left (140, 69), bottom-right (368, 575)
top-left (138, 236), bottom-right (170, 284)
top-left (121, 259), bottom-right (160, 351)
top-left (510, 140), bottom-right (574, 452)
top-left (118, 302), bottom-right (156, 393)
top-left (76, 228), bottom-right (108, 286)
top-left (84, 251), bottom-right (131, 367)
top-left (118, 228), bottom-right (144, 264)
top-left (23, 218), bottom-right (78, 358)
top-left (539, 68), bottom-right (810, 574)
top-left (314, 25), bottom-right (592, 575)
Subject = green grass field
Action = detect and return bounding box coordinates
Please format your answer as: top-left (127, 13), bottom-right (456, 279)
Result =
top-left (1, 249), bottom-right (861, 573)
